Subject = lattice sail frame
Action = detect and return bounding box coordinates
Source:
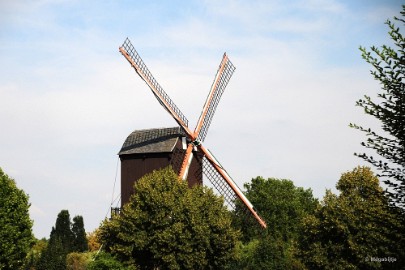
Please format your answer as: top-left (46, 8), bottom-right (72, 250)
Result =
top-left (120, 38), bottom-right (189, 128)
top-left (196, 54), bottom-right (235, 143)
top-left (202, 157), bottom-right (238, 208)
top-left (119, 38), bottom-right (267, 228)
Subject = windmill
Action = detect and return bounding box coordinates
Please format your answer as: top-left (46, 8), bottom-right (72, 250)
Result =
top-left (119, 38), bottom-right (267, 228)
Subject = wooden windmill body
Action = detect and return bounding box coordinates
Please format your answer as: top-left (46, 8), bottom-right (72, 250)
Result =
top-left (119, 127), bottom-right (203, 206)
top-left (119, 38), bottom-right (266, 228)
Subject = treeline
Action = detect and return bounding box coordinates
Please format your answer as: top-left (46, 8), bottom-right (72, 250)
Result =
top-left (21, 208), bottom-right (124, 270)
top-left (232, 167), bottom-right (404, 269)
top-left (1, 165), bottom-right (404, 269)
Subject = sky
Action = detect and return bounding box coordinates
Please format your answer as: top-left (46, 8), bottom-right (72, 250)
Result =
top-left (0, 0), bottom-right (403, 239)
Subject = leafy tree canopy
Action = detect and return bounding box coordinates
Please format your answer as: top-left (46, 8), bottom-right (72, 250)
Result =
top-left (234, 176), bottom-right (318, 242)
top-left (99, 166), bottom-right (239, 270)
top-left (232, 176), bottom-right (317, 269)
top-left (0, 167), bottom-right (34, 270)
top-left (299, 167), bottom-right (405, 269)
top-left (66, 252), bottom-right (92, 270)
top-left (351, 5), bottom-right (405, 208)
top-left (87, 228), bottom-right (102, 252)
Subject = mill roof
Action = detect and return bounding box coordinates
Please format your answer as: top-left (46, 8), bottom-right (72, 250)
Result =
top-left (118, 127), bottom-right (185, 155)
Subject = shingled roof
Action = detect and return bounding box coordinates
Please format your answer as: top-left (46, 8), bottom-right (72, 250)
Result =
top-left (118, 127), bottom-right (186, 155)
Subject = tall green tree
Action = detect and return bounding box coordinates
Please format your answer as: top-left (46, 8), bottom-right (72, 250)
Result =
top-left (232, 177), bottom-right (318, 269)
top-left (299, 167), bottom-right (404, 269)
top-left (38, 210), bottom-right (88, 270)
top-left (72, 215), bottom-right (88, 252)
top-left (350, 6), bottom-right (405, 208)
top-left (38, 210), bottom-right (74, 270)
top-left (99, 166), bottom-right (239, 270)
top-left (52, 210), bottom-right (75, 252)
top-left (0, 167), bottom-right (34, 270)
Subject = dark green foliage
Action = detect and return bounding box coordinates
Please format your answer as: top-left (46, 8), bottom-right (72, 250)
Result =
top-left (38, 210), bottom-right (88, 269)
top-left (87, 252), bottom-right (133, 270)
top-left (99, 166), bottom-right (239, 270)
top-left (233, 239), bottom-right (260, 269)
top-left (350, 6), bottom-right (405, 208)
top-left (235, 177), bottom-right (318, 242)
top-left (23, 238), bottom-right (48, 270)
top-left (299, 167), bottom-right (405, 269)
top-left (38, 236), bottom-right (66, 270)
top-left (233, 177), bottom-right (317, 269)
top-left (53, 210), bottom-right (75, 252)
top-left (251, 234), bottom-right (297, 270)
top-left (0, 167), bottom-right (34, 270)
top-left (233, 234), bottom-right (300, 270)
top-left (72, 216), bottom-right (89, 252)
